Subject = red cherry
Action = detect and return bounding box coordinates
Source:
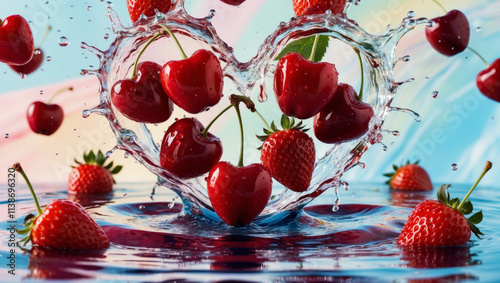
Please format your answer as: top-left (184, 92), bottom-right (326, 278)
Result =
top-left (425, 10), bottom-right (470, 56)
top-left (160, 118), bottom-right (223, 179)
top-left (476, 58), bottom-right (500, 102)
top-left (27, 101), bottom-right (64, 135)
top-left (274, 52), bottom-right (338, 119)
top-left (220, 0), bottom-right (246, 5)
top-left (0, 15), bottom-right (34, 65)
top-left (313, 83), bottom-right (374, 143)
top-left (9, 48), bottom-right (44, 75)
top-left (207, 162), bottom-right (272, 226)
top-left (111, 61), bottom-right (173, 123)
top-left (161, 49), bottom-right (223, 114)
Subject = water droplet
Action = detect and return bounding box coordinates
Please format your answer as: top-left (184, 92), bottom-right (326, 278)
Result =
top-left (124, 152), bottom-right (129, 158)
top-left (34, 49), bottom-right (41, 55)
top-left (168, 202), bottom-right (174, 209)
top-left (139, 205), bottom-right (145, 210)
top-left (392, 130), bottom-right (400, 136)
top-left (104, 33), bottom-right (109, 39)
top-left (40, 90), bottom-right (44, 95)
top-left (82, 109), bottom-right (91, 118)
top-left (407, 11), bottom-right (415, 18)
top-left (150, 195), bottom-right (155, 201)
top-left (59, 36), bottom-right (69, 47)
top-left (45, 56), bottom-right (52, 61)
top-left (432, 91), bottom-right (439, 98)
top-left (425, 74), bottom-right (431, 79)
top-left (476, 26), bottom-right (482, 32)
top-left (87, 5), bottom-right (92, 11)
top-left (123, 193), bottom-right (128, 197)
top-left (332, 198), bottom-right (340, 212)
top-left (451, 163), bottom-right (458, 171)
top-left (4, 133), bottom-right (9, 139)
top-left (20, 73), bottom-right (26, 79)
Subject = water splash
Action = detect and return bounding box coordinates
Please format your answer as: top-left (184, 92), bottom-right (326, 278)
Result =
top-left (83, 0), bottom-right (427, 223)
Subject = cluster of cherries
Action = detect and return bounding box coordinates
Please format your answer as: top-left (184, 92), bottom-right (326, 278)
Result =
top-left (425, 3), bottom-right (500, 101)
top-left (0, 15), bottom-right (71, 136)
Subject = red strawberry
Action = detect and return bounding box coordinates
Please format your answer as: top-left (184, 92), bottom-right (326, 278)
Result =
top-left (293, 0), bottom-right (347, 16)
top-left (397, 161), bottom-right (491, 246)
top-left (259, 115), bottom-right (315, 192)
top-left (14, 163), bottom-right (110, 250)
top-left (68, 150), bottom-right (122, 194)
top-left (384, 161), bottom-right (433, 191)
top-left (127, 0), bottom-right (173, 22)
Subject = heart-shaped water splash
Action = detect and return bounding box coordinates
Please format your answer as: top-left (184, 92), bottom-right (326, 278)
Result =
top-left (82, 0), bottom-right (426, 223)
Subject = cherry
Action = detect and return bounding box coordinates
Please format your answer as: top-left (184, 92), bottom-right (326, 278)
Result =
top-left (8, 26), bottom-right (51, 75)
top-left (0, 15), bottom-right (34, 65)
top-left (313, 83), bottom-right (373, 143)
top-left (220, 0), bottom-right (246, 5)
top-left (9, 48), bottom-right (44, 75)
top-left (207, 161), bottom-right (272, 226)
top-left (274, 52), bottom-right (338, 119)
top-left (161, 49), bottom-right (224, 114)
top-left (111, 31), bottom-right (173, 123)
top-left (111, 61), bottom-right (173, 123)
top-left (27, 87), bottom-right (73, 136)
top-left (425, 8), bottom-right (470, 56)
top-left (160, 118), bottom-right (223, 179)
top-left (476, 58), bottom-right (500, 102)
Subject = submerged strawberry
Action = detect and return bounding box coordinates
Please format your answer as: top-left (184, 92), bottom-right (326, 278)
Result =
top-left (14, 163), bottom-right (110, 250)
top-left (397, 161), bottom-right (491, 246)
top-left (68, 150), bottom-right (122, 194)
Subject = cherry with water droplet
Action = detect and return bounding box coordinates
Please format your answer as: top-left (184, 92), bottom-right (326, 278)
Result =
top-left (425, 9), bottom-right (470, 56)
top-left (27, 87), bottom-right (73, 136)
top-left (0, 15), bottom-right (34, 65)
top-left (476, 58), bottom-right (500, 102)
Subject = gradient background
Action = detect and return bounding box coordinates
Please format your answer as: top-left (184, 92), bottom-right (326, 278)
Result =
top-left (1, 0), bottom-right (498, 189)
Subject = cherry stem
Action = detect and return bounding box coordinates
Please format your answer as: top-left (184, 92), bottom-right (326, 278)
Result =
top-left (355, 48), bottom-right (364, 101)
top-left (160, 24), bottom-right (188, 60)
top-left (13, 163), bottom-right (43, 216)
top-left (201, 104), bottom-right (234, 137)
top-left (255, 109), bottom-right (271, 130)
top-left (132, 31), bottom-right (164, 78)
top-left (35, 26), bottom-right (51, 50)
top-left (47, 86), bottom-right (73, 104)
top-left (467, 47), bottom-right (490, 67)
top-left (309, 35), bottom-right (320, 62)
top-left (456, 161), bottom-right (492, 212)
top-left (431, 0), bottom-right (447, 14)
top-left (234, 104), bottom-right (245, 167)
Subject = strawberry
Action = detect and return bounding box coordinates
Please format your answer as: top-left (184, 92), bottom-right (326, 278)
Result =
top-left (127, 0), bottom-right (173, 22)
top-left (384, 161), bottom-right (432, 191)
top-left (258, 115), bottom-right (315, 192)
top-left (397, 161), bottom-right (492, 246)
top-left (293, 0), bottom-right (347, 16)
top-left (68, 150), bottom-right (122, 194)
top-left (14, 163), bottom-right (110, 250)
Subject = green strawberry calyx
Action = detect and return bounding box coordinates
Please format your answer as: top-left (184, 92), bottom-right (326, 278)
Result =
top-left (383, 160), bottom-right (420, 185)
top-left (73, 150), bottom-right (123, 183)
top-left (436, 161), bottom-right (492, 239)
top-left (256, 115), bottom-right (309, 150)
top-left (13, 163), bottom-right (44, 246)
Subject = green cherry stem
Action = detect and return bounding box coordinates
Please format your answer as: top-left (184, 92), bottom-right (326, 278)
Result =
top-left (456, 161), bottom-right (492, 212)
top-left (467, 47), bottom-right (490, 67)
top-left (201, 104), bottom-right (234, 137)
top-left (131, 31), bottom-right (164, 78)
top-left (160, 24), bottom-right (188, 60)
top-left (431, 0), bottom-right (447, 14)
top-left (13, 163), bottom-right (43, 216)
top-left (309, 35), bottom-right (321, 62)
top-left (35, 26), bottom-right (51, 50)
top-left (47, 86), bottom-right (73, 104)
top-left (234, 103), bottom-right (245, 167)
top-left (355, 48), bottom-right (365, 101)
top-left (255, 109), bottom-right (271, 131)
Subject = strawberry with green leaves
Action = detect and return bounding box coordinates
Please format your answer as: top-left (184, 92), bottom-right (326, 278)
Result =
top-left (258, 115), bottom-right (315, 193)
top-left (14, 163), bottom-right (110, 250)
top-left (293, 0), bottom-right (347, 16)
top-left (68, 150), bottom-right (122, 194)
top-left (384, 161), bottom-right (433, 191)
top-left (397, 161), bottom-right (492, 246)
